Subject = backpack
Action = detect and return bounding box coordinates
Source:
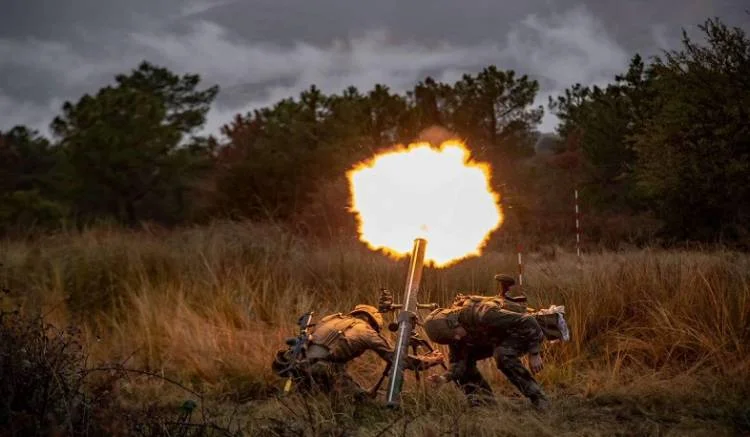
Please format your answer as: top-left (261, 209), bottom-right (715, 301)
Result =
top-left (531, 305), bottom-right (571, 343)
top-left (453, 293), bottom-right (528, 313)
top-left (308, 313), bottom-right (359, 358)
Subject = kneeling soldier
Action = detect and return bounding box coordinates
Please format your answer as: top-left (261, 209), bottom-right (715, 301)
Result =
top-left (273, 304), bottom-right (443, 400)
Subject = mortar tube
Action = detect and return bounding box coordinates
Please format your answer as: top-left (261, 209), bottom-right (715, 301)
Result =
top-left (385, 237), bottom-right (427, 407)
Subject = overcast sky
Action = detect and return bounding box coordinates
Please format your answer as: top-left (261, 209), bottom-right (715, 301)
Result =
top-left (1, 0), bottom-right (748, 137)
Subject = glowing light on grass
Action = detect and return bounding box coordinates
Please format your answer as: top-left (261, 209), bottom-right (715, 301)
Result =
top-left (346, 140), bottom-right (503, 267)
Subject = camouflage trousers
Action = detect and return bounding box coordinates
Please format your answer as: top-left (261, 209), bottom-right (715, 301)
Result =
top-left (296, 361), bottom-right (369, 402)
top-left (493, 346), bottom-right (546, 403)
top-left (453, 343), bottom-right (546, 406)
top-left (450, 358), bottom-right (495, 407)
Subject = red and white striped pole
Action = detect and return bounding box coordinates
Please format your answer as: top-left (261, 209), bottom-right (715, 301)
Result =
top-left (517, 242), bottom-right (524, 287)
top-left (575, 189), bottom-right (581, 268)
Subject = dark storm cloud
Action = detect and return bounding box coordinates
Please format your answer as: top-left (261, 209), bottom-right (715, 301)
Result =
top-left (1, 0), bottom-right (748, 136)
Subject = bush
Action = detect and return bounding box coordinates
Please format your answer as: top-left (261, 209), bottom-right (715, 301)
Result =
top-left (0, 309), bottom-right (96, 436)
top-left (0, 306), bottom-right (242, 436)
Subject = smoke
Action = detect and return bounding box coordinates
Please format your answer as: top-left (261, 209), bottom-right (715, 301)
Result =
top-left (416, 126), bottom-right (462, 147)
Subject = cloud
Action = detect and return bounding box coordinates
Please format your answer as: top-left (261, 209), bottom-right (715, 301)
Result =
top-left (147, 7), bottom-right (628, 135)
top-left (650, 22), bottom-right (686, 55)
top-left (132, 24), bottom-right (505, 135)
top-left (129, 23), bottom-right (504, 94)
top-left (502, 6), bottom-right (630, 131)
top-left (1, 5), bottom-right (633, 136)
top-left (0, 38), bottom-right (135, 87)
top-left (177, 0), bottom-right (239, 19)
top-left (0, 91), bottom-right (63, 135)
top-left (0, 37), bottom-right (138, 135)
top-left (505, 6), bottom-right (629, 88)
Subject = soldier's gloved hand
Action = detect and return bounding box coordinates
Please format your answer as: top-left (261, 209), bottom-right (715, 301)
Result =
top-left (378, 289), bottom-right (394, 312)
top-left (529, 353), bottom-right (544, 374)
top-left (420, 350), bottom-right (445, 367)
top-left (427, 374), bottom-right (449, 384)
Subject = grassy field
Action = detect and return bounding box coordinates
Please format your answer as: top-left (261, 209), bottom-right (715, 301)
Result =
top-left (1, 221), bottom-right (749, 436)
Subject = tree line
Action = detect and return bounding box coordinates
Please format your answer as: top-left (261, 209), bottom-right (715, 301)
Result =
top-left (1, 18), bottom-right (748, 248)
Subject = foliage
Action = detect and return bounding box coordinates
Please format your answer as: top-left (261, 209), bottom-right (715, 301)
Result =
top-left (550, 17), bottom-right (750, 245)
top-left (633, 18), bottom-right (750, 242)
top-left (50, 62), bottom-right (218, 226)
top-left (444, 66), bottom-right (543, 162)
top-left (1, 15), bottom-right (749, 247)
top-left (214, 67), bottom-right (543, 230)
top-left (0, 127), bottom-right (67, 233)
top-left (1, 223), bottom-right (749, 435)
top-left (548, 55), bottom-right (655, 212)
top-left (0, 308), bottom-right (107, 436)
top-left (0, 306), bottom-right (242, 436)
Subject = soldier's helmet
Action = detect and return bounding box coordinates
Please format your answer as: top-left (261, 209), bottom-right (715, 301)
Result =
top-left (494, 273), bottom-right (516, 287)
top-left (349, 304), bottom-right (385, 332)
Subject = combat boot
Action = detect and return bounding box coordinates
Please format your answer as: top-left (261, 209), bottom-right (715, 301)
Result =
top-left (467, 392), bottom-right (497, 408)
top-left (531, 394), bottom-right (550, 411)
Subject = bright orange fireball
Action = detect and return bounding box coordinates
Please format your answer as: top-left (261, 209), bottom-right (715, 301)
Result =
top-left (346, 140), bottom-right (503, 267)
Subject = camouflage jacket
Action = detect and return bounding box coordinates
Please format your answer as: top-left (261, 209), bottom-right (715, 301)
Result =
top-left (447, 295), bottom-right (543, 362)
top-left (307, 313), bottom-right (428, 370)
top-left (435, 297), bottom-right (543, 382)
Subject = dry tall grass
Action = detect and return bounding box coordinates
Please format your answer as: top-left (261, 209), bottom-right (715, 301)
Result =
top-left (1, 221), bottom-right (748, 435)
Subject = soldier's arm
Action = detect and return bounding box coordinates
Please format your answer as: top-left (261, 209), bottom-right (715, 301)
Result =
top-left (524, 316), bottom-right (546, 373)
top-left (519, 315), bottom-right (545, 355)
top-left (365, 331), bottom-right (435, 370)
top-left (478, 307), bottom-right (545, 355)
top-left (432, 344), bottom-right (465, 383)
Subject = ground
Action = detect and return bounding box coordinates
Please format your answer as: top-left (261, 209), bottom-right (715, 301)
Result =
top-left (1, 222), bottom-right (748, 436)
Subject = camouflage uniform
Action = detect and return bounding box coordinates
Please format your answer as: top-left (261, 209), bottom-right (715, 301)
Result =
top-left (278, 306), bottom-right (434, 400)
top-left (424, 295), bottom-right (547, 407)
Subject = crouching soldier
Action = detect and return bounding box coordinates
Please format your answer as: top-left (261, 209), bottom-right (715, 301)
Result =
top-left (273, 304), bottom-right (444, 401)
top-left (422, 296), bottom-right (549, 409)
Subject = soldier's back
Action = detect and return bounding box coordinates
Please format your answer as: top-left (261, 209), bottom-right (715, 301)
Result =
top-left (309, 314), bottom-right (359, 360)
top-left (310, 313), bottom-right (386, 361)
top-left (453, 293), bottom-right (528, 314)
top-left (456, 296), bottom-right (536, 341)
